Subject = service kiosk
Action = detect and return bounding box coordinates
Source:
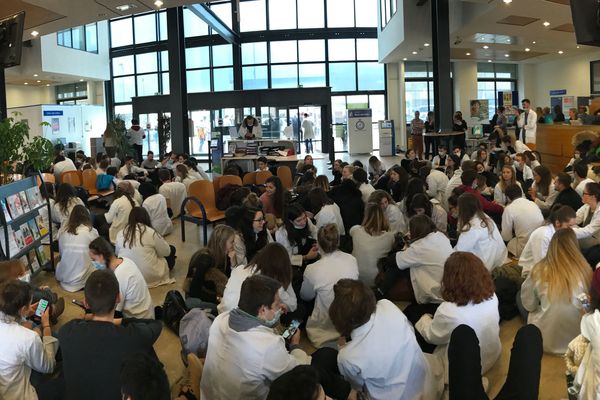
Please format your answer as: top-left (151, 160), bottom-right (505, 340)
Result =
top-left (378, 120), bottom-right (395, 156)
top-left (347, 109), bottom-right (373, 155)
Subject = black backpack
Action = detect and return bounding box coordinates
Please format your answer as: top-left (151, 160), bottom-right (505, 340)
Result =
top-left (160, 290), bottom-right (189, 333)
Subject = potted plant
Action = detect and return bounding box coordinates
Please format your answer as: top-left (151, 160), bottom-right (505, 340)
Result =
top-left (157, 114), bottom-right (171, 157)
top-left (108, 116), bottom-right (132, 162)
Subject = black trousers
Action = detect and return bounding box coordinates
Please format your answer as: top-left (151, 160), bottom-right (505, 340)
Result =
top-left (166, 245), bottom-right (177, 270)
top-left (310, 347), bottom-right (351, 400)
top-left (448, 324), bottom-right (542, 400)
top-left (424, 135), bottom-right (436, 159)
top-left (583, 245), bottom-right (600, 270)
top-left (133, 144), bottom-right (143, 163)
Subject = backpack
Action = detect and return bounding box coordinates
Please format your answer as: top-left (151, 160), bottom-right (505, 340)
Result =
top-left (97, 174), bottom-right (114, 191)
top-left (161, 290), bottom-right (189, 333)
top-left (179, 308), bottom-right (214, 365)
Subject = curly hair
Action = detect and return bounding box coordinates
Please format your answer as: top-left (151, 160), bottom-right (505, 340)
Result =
top-left (441, 252), bottom-right (495, 306)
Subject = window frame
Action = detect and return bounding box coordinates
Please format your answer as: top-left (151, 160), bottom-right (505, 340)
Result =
top-left (56, 23), bottom-right (99, 53)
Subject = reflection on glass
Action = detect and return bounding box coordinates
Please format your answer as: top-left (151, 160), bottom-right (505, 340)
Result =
top-left (405, 81), bottom-right (429, 120)
top-left (269, 0), bottom-right (296, 30)
top-left (299, 64), bottom-right (326, 87)
top-left (110, 18), bottom-right (133, 47)
top-left (298, 40), bottom-right (325, 62)
top-left (329, 63), bottom-right (356, 91)
top-left (240, 0), bottom-right (266, 32)
top-left (298, 0), bottom-right (324, 28)
top-left (134, 14), bottom-right (157, 44)
top-left (270, 41), bottom-right (298, 63)
top-left (112, 55), bottom-right (134, 76)
top-left (85, 24), bottom-right (98, 52)
top-left (243, 66), bottom-right (268, 89)
top-left (358, 62), bottom-right (384, 90)
top-left (213, 68), bottom-right (234, 91)
top-left (136, 52), bottom-right (158, 74)
top-left (327, 0), bottom-right (355, 27)
top-left (187, 70), bottom-right (211, 93)
top-left (190, 110), bottom-right (212, 155)
top-left (271, 64), bottom-right (298, 88)
top-left (242, 42), bottom-right (268, 65)
top-left (115, 105), bottom-right (133, 126)
top-left (328, 39), bottom-right (356, 61)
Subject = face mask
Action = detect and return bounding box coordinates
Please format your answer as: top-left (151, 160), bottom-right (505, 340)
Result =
top-left (471, 181), bottom-right (478, 189)
top-left (575, 153), bottom-right (581, 159)
top-left (293, 221), bottom-right (307, 230)
top-left (438, 151), bottom-right (446, 156)
top-left (264, 308), bottom-right (283, 327)
top-left (92, 260), bottom-right (106, 270)
top-left (18, 273), bottom-right (31, 283)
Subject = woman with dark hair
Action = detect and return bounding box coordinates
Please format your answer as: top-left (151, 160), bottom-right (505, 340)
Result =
top-left (89, 237), bottom-right (153, 319)
top-left (218, 243), bottom-right (297, 314)
top-left (260, 176), bottom-right (288, 219)
top-left (574, 182), bottom-right (600, 251)
top-left (415, 252), bottom-right (501, 380)
top-left (328, 176), bottom-right (365, 235)
top-left (56, 205), bottom-right (98, 292)
top-left (183, 248), bottom-right (225, 311)
top-left (401, 149), bottom-right (417, 173)
top-left (227, 206), bottom-right (272, 266)
top-left (275, 204), bottom-right (318, 267)
top-left (330, 279), bottom-right (441, 400)
top-left (115, 207), bottom-right (176, 288)
top-left (139, 182), bottom-right (172, 237)
top-left (51, 183), bottom-right (84, 236)
top-left (105, 181), bottom-right (139, 243)
top-left (398, 178), bottom-right (426, 213)
top-left (528, 165), bottom-right (557, 211)
top-left (0, 280), bottom-right (58, 400)
top-left (368, 190), bottom-right (407, 234)
top-left (387, 165), bottom-right (409, 203)
top-left (455, 193), bottom-right (507, 271)
top-left (407, 193), bottom-right (447, 233)
top-left (308, 187), bottom-right (345, 235)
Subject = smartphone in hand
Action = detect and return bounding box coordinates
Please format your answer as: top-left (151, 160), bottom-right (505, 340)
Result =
top-left (34, 299), bottom-right (49, 317)
top-left (281, 319), bottom-right (301, 340)
top-left (71, 299), bottom-right (87, 310)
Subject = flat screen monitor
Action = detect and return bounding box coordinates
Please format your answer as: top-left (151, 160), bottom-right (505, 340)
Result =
top-left (571, 0), bottom-right (600, 47)
top-left (0, 12), bottom-right (25, 68)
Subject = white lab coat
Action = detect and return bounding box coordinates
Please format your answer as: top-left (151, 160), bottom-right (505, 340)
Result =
top-left (517, 109), bottom-right (537, 144)
top-left (514, 164), bottom-right (534, 182)
top-left (0, 315), bottom-right (58, 400)
top-left (521, 274), bottom-right (586, 354)
top-left (338, 300), bottom-right (443, 400)
top-left (385, 203), bottom-right (407, 234)
top-left (302, 119), bottom-right (315, 139)
top-left (519, 224), bottom-right (555, 278)
top-left (53, 158), bottom-right (77, 181)
top-left (113, 257), bottom-right (154, 319)
top-left (415, 295), bottom-right (501, 382)
top-left (358, 183), bottom-right (376, 204)
top-left (430, 200), bottom-right (448, 233)
top-left (532, 182), bottom-right (558, 211)
top-left (51, 197), bottom-right (85, 239)
top-left (200, 311), bottom-right (310, 400)
top-left (217, 264), bottom-right (297, 314)
top-left (300, 250), bottom-right (359, 347)
top-left (233, 231), bottom-right (274, 268)
top-left (314, 203), bottom-right (345, 235)
top-left (574, 203), bottom-right (600, 249)
top-left (115, 224), bottom-right (174, 288)
top-left (445, 168), bottom-right (463, 200)
top-left (349, 226), bottom-right (395, 286)
top-left (274, 219), bottom-right (318, 266)
top-left (501, 197), bottom-right (544, 257)
top-left (176, 175), bottom-right (199, 191)
top-left (575, 178), bottom-right (595, 198)
top-left (56, 225), bottom-right (99, 292)
top-left (580, 310), bottom-right (600, 398)
top-left (142, 194), bottom-right (173, 237)
top-left (426, 169), bottom-right (449, 210)
top-left (396, 231), bottom-right (453, 304)
top-left (493, 181), bottom-right (522, 206)
top-left (455, 216), bottom-right (508, 271)
top-left (158, 181), bottom-right (187, 218)
top-left (106, 196), bottom-right (139, 243)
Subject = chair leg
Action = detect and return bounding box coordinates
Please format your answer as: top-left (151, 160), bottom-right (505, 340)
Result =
top-left (181, 218), bottom-right (186, 242)
top-left (202, 220), bottom-right (208, 246)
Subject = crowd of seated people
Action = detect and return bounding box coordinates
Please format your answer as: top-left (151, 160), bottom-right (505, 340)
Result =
top-left (7, 138), bottom-right (600, 400)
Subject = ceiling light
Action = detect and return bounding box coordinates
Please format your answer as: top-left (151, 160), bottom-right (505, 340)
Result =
top-left (154, 0), bottom-right (163, 7)
top-left (466, 52), bottom-right (471, 56)
top-left (30, 31), bottom-right (39, 37)
top-left (24, 82), bottom-right (28, 85)
top-left (46, 84), bottom-right (50, 87)
top-left (488, 59), bottom-right (492, 63)
top-left (577, 45), bottom-right (581, 49)
top-left (483, 45), bottom-right (489, 49)
top-left (558, 50), bottom-right (564, 54)
top-left (79, 79), bottom-right (84, 82)
top-left (525, 48), bottom-right (530, 52)
top-left (532, 41), bottom-right (536, 44)
top-left (402, 57), bottom-right (407, 61)
top-left (424, 43), bottom-right (430, 47)
top-left (116, 4), bottom-right (135, 11)
top-left (33, 74), bottom-right (38, 77)
top-left (503, 0), bottom-right (512, 3)
top-left (412, 51), bottom-right (418, 55)
top-left (543, 21), bottom-right (550, 27)
top-left (504, 54), bottom-right (509, 57)
top-left (36, 80), bottom-right (41, 83)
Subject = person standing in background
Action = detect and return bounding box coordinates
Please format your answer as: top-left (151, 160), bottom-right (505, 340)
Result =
top-left (452, 111), bottom-right (467, 149)
top-left (424, 111), bottom-right (436, 160)
top-left (495, 106), bottom-right (507, 134)
top-left (302, 113), bottom-right (315, 154)
top-left (410, 111), bottom-right (424, 160)
top-left (517, 99), bottom-right (537, 145)
top-left (127, 119), bottom-right (146, 163)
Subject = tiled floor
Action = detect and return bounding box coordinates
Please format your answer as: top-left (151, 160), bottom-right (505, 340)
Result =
top-left (36, 152), bottom-right (569, 399)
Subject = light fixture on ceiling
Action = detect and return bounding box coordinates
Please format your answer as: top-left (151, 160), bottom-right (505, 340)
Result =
top-left (403, 57), bottom-right (408, 61)
top-left (504, 54), bottom-right (509, 57)
top-left (33, 74), bottom-right (38, 77)
top-left (424, 43), bottom-right (430, 47)
top-left (24, 82), bottom-right (28, 85)
top-left (558, 50), bottom-right (564, 54)
top-left (532, 41), bottom-right (536, 44)
top-left (79, 79), bottom-right (85, 82)
top-left (525, 48), bottom-right (530, 52)
top-left (483, 45), bottom-right (489, 49)
top-left (412, 51), bottom-right (418, 55)
top-left (30, 31), bottom-right (39, 37)
top-left (46, 84), bottom-right (50, 87)
top-left (36, 80), bottom-right (41, 83)
top-left (503, 0), bottom-right (512, 3)
top-left (154, 0), bottom-right (163, 7)
top-left (577, 45), bottom-right (581, 49)
top-left (116, 4), bottom-right (136, 11)
top-left (543, 21), bottom-right (550, 27)
top-left (488, 59), bottom-right (492, 63)
top-left (466, 52), bottom-right (471, 56)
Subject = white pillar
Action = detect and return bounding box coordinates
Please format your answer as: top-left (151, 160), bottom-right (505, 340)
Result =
top-left (453, 61), bottom-right (478, 118)
top-left (518, 64), bottom-right (536, 106)
top-left (386, 62), bottom-right (406, 150)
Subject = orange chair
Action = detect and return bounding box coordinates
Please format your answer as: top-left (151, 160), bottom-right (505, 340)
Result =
top-left (255, 170), bottom-right (273, 186)
top-left (82, 169), bottom-right (114, 201)
top-left (61, 171), bottom-right (82, 186)
top-left (526, 143), bottom-right (536, 151)
top-left (242, 171), bottom-right (256, 186)
top-left (212, 176), bottom-right (222, 193)
top-left (181, 180), bottom-right (226, 245)
top-left (277, 166), bottom-right (293, 190)
top-left (41, 173), bottom-right (55, 183)
top-left (218, 175), bottom-right (242, 189)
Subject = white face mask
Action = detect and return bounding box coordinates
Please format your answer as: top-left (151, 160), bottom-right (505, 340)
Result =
top-left (92, 260), bottom-right (106, 270)
top-left (264, 308), bottom-right (283, 327)
top-left (293, 221), bottom-right (307, 230)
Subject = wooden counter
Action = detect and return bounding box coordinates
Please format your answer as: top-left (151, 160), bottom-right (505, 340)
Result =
top-left (536, 124), bottom-right (600, 173)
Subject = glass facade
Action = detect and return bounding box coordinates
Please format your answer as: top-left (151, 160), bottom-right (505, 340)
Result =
top-left (477, 63), bottom-right (518, 118)
top-left (57, 23), bottom-right (98, 53)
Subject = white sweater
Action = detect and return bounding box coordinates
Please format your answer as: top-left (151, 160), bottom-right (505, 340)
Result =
top-left (350, 226), bottom-right (395, 286)
top-left (501, 197), bottom-right (544, 258)
top-left (142, 194), bottom-right (173, 237)
top-left (455, 216), bottom-right (508, 271)
top-left (106, 196), bottom-right (139, 243)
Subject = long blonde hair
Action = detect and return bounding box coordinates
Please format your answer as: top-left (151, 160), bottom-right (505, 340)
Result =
top-left (362, 202), bottom-right (389, 236)
top-left (499, 165), bottom-right (517, 192)
top-left (207, 224), bottom-right (236, 272)
top-left (531, 228), bottom-right (591, 302)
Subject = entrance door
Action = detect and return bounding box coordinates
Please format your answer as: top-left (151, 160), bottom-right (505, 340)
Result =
top-left (298, 106), bottom-right (321, 154)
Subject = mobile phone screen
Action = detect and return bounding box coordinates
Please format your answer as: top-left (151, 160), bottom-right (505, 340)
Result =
top-left (35, 299), bottom-right (49, 317)
top-left (282, 319), bottom-right (301, 339)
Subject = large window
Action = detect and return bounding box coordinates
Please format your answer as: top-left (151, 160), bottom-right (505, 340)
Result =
top-left (186, 44), bottom-right (234, 93)
top-left (404, 62), bottom-right (435, 120)
top-left (380, 0), bottom-right (397, 29)
top-left (56, 82), bottom-right (88, 104)
top-left (110, 11), bottom-right (168, 48)
top-left (112, 51), bottom-right (170, 103)
top-left (57, 23), bottom-right (98, 53)
top-left (477, 63), bottom-right (518, 118)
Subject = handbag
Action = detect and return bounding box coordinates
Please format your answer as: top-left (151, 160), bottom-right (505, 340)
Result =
top-left (161, 290), bottom-right (189, 333)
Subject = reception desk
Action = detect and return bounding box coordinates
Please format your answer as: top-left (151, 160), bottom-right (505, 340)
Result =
top-left (536, 124), bottom-right (600, 174)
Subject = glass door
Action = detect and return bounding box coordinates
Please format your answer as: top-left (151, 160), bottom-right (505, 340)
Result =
top-left (138, 113), bottom-right (163, 156)
top-left (298, 106), bottom-right (322, 154)
top-left (189, 110), bottom-right (211, 156)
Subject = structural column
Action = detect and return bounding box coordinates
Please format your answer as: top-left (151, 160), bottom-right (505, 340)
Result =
top-left (431, 0), bottom-right (453, 131)
top-left (167, 7), bottom-right (189, 154)
top-left (453, 61), bottom-right (477, 118)
top-left (0, 69), bottom-right (7, 120)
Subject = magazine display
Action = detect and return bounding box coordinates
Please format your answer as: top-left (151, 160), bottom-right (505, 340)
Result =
top-left (20, 223), bottom-right (34, 246)
top-left (6, 194), bottom-right (23, 219)
top-left (1, 199), bottom-right (11, 223)
top-left (28, 250), bottom-right (41, 273)
top-left (28, 219), bottom-right (41, 240)
top-left (35, 214), bottom-right (49, 236)
top-left (18, 191), bottom-right (30, 213)
top-left (36, 245), bottom-right (50, 266)
top-left (25, 187), bottom-right (43, 209)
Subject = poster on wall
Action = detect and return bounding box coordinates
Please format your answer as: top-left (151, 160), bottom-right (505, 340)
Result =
top-left (469, 99), bottom-right (489, 124)
top-left (502, 92), bottom-right (513, 107)
top-left (51, 118), bottom-right (60, 133)
top-left (562, 96), bottom-right (575, 113)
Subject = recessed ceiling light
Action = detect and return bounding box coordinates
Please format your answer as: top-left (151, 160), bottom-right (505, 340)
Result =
top-left (36, 80), bottom-right (41, 83)
top-left (558, 50), bottom-right (564, 54)
top-left (577, 45), bottom-right (581, 49)
top-left (424, 43), bottom-right (430, 47)
top-left (116, 4), bottom-right (136, 11)
top-left (30, 31), bottom-right (39, 37)
top-left (488, 59), bottom-right (492, 63)
top-left (504, 54), bottom-right (509, 57)
top-left (483, 45), bottom-right (489, 49)
top-left (33, 74), bottom-right (38, 77)
top-left (24, 82), bottom-right (28, 85)
top-left (543, 21), bottom-right (550, 27)
top-left (503, 0), bottom-right (512, 3)
top-left (466, 52), bottom-right (471, 56)
top-left (412, 51), bottom-right (418, 55)
top-left (46, 84), bottom-right (50, 87)
top-left (402, 57), bottom-right (407, 61)
top-left (532, 41), bottom-right (536, 44)
top-left (154, 0), bottom-right (163, 7)
top-left (525, 48), bottom-right (530, 52)
top-left (79, 79), bottom-right (85, 82)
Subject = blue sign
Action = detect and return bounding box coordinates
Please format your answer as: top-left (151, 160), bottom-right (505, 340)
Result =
top-left (348, 109), bottom-right (372, 118)
top-left (549, 89), bottom-right (567, 96)
top-left (43, 110), bottom-right (63, 116)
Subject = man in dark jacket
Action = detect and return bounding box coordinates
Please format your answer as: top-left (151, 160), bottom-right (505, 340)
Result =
top-left (554, 172), bottom-right (583, 212)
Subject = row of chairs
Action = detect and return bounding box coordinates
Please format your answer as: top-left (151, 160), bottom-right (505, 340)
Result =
top-left (180, 165), bottom-right (293, 245)
top-left (57, 170), bottom-right (115, 202)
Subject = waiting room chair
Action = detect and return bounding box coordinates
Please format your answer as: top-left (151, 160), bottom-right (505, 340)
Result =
top-left (181, 180), bottom-right (226, 245)
top-left (255, 170), bottom-right (273, 186)
top-left (82, 169), bottom-right (114, 202)
top-left (242, 171), bottom-right (256, 186)
top-left (61, 171), bottom-right (82, 187)
top-left (277, 166), bottom-right (293, 190)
